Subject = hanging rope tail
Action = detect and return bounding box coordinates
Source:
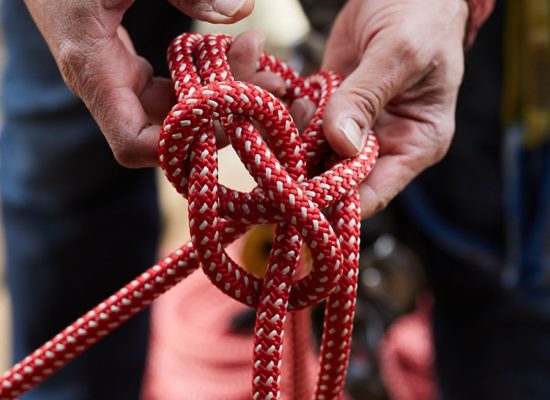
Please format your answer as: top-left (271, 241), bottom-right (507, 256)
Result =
top-left (0, 33), bottom-right (378, 400)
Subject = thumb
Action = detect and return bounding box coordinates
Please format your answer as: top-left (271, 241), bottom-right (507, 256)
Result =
top-left (322, 40), bottom-right (421, 157)
top-left (169, 0), bottom-right (255, 24)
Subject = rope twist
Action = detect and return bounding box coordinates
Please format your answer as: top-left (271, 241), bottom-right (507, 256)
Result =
top-left (0, 33), bottom-right (378, 400)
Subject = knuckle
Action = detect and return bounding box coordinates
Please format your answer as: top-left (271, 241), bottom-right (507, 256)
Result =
top-left (360, 186), bottom-right (391, 218)
top-left (394, 33), bottom-right (419, 60)
top-left (101, 121), bottom-right (142, 168)
top-left (392, 31), bottom-right (430, 72)
top-left (374, 196), bottom-right (390, 214)
top-left (101, 116), bottom-right (145, 168)
top-left (361, 195), bottom-right (390, 219)
top-left (57, 40), bottom-right (88, 95)
top-left (111, 143), bottom-right (139, 168)
top-left (347, 85), bottom-right (384, 124)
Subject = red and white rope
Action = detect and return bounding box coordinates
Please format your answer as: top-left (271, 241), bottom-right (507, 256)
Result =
top-left (0, 33), bottom-right (378, 400)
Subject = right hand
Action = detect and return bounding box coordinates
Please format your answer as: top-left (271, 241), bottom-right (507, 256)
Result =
top-left (23, 0), bottom-right (273, 168)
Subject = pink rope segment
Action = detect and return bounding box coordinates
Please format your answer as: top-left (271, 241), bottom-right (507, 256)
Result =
top-left (0, 33), bottom-right (378, 400)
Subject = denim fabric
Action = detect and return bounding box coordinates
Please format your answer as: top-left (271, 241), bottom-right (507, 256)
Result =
top-left (0, 1), bottom-right (190, 399)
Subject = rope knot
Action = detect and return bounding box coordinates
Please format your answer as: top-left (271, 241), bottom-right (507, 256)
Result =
top-left (159, 33), bottom-right (378, 399)
top-left (0, 32), bottom-right (379, 400)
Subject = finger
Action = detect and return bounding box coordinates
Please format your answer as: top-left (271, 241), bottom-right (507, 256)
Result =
top-left (169, 0), bottom-right (255, 24)
top-left (101, 55), bottom-right (161, 167)
top-left (96, 82), bottom-right (161, 168)
top-left (214, 120), bottom-right (229, 148)
top-left (139, 77), bottom-right (177, 125)
top-left (290, 99), bottom-right (316, 132)
top-left (249, 71), bottom-right (286, 97)
top-left (358, 154), bottom-right (417, 219)
top-left (358, 120), bottom-right (450, 219)
top-left (322, 36), bottom-right (428, 157)
top-left (227, 30), bottom-right (264, 81)
top-left (64, 39), bottom-right (161, 167)
top-left (227, 31), bottom-right (287, 95)
top-left (225, 30), bottom-right (287, 97)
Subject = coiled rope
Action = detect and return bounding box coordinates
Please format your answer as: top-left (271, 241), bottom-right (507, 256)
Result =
top-left (0, 33), bottom-right (378, 400)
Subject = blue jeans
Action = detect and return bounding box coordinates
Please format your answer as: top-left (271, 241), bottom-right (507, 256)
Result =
top-left (1, 1), bottom-right (190, 399)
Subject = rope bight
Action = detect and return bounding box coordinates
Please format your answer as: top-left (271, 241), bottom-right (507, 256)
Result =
top-left (0, 33), bottom-right (378, 400)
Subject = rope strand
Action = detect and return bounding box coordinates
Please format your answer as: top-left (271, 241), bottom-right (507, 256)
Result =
top-left (0, 33), bottom-right (378, 400)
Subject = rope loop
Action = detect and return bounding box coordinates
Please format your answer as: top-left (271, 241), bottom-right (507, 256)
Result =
top-left (160, 33), bottom-right (377, 311)
top-left (0, 33), bottom-right (379, 400)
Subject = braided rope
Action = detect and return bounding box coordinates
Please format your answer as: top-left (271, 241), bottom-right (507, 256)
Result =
top-left (0, 33), bottom-right (378, 400)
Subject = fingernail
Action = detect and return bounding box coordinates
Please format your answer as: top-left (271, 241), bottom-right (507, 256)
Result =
top-left (213, 0), bottom-right (246, 17)
top-left (338, 118), bottom-right (366, 154)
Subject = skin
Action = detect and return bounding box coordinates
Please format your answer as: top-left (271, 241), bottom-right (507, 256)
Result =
top-left (22, 0), bottom-right (275, 167)
top-left (321, 0), bottom-right (469, 218)
top-left (23, 0), bottom-right (469, 219)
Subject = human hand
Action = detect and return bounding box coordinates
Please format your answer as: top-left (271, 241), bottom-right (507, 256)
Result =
top-left (320, 0), bottom-right (469, 218)
top-left (23, 0), bottom-right (284, 168)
